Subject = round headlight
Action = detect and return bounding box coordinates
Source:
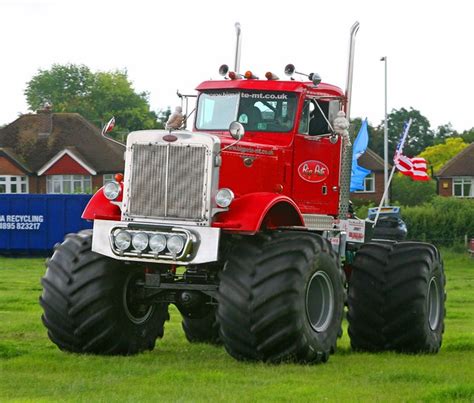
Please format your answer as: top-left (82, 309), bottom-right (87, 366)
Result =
top-left (114, 230), bottom-right (131, 251)
top-left (215, 188), bottom-right (234, 208)
top-left (132, 232), bottom-right (148, 251)
top-left (167, 235), bottom-right (185, 255)
top-left (149, 234), bottom-right (167, 253)
top-left (103, 181), bottom-right (121, 200)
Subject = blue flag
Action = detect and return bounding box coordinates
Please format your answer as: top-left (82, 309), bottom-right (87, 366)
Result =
top-left (350, 118), bottom-right (371, 192)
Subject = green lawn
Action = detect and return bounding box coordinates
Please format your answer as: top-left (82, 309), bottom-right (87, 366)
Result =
top-left (0, 251), bottom-right (473, 402)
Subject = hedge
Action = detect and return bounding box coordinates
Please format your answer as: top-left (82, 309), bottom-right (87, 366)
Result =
top-left (402, 197), bottom-right (474, 246)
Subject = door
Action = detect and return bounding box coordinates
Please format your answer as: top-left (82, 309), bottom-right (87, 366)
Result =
top-left (292, 99), bottom-right (342, 216)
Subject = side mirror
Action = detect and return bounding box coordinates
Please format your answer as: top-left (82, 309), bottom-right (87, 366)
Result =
top-left (229, 121), bottom-right (245, 141)
top-left (218, 121), bottom-right (245, 155)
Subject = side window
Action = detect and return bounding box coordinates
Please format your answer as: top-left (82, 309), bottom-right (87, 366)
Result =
top-left (298, 100), bottom-right (310, 134)
top-left (309, 100), bottom-right (329, 135)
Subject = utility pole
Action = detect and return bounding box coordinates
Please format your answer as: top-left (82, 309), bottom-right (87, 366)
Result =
top-left (381, 56), bottom-right (389, 205)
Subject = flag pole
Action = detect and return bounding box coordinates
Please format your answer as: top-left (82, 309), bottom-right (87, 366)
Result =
top-left (372, 165), bottom-right (396, 227)
top-left (381, 56), bottom-right (389, 206)
top-left (371, 118), bottom-right (412, 228)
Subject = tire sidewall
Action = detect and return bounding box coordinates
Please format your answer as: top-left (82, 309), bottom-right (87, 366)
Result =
top-left (41, 232), bottom-right (168, 355)
top-left (347, 241), bottom-right (445, 353)
top-left (301, 247), bottom-right (344, 354)
top-left (423, 260), bottom-right (445, 350)
top-left (182, 306), bottom-right (220, 344)
top-left (216, 232), bottom-right (345, 363)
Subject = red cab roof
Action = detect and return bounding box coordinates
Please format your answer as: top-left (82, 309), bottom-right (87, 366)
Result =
top-left (196, 79), bottom-right (345, 98)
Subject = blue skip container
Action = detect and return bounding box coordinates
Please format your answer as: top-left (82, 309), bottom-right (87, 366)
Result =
top-left (0, 194), bottom-right (92, 255)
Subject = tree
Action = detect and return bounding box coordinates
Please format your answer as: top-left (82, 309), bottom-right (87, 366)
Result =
top-left (25, 64), bottom-right (94, 117)
top-left (391, 174), bottom-right (436, 207)
top-left (419, 137), bottom-right (469, 173)
top-left (384, 107), bottom-right (433, 157)
top-left (25, 64), bottom-right (158, 132)
top-left (349, 117), bottom-right (364, 138)
top-left (460, 128), bottom-right (474, 143)
top-left (434, 123), bottom-right (458, 144)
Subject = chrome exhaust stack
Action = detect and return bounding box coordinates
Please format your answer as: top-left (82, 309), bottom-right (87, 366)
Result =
top-left (234, 22), bottom-right (242, 73)
top-left (339, 21), bottom-right (360, 220)
top-left (345, 21), bottom-right (360, 120)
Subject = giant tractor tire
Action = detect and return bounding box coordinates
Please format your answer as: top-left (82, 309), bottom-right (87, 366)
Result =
top-left (217, 232), bottom-right (345, 364)
top-left (40, 230), bottom-right (169, 355)
top-left (182, 307), bottom-right (220, 344)
top-left (347, 241), bottom-right (445, 353)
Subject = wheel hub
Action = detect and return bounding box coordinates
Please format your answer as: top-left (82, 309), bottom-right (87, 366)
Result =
top-left (123, 273), bottom-right (154, 324)
top-left (306, 271), bottom-right (334, 333)
top-left (427, 276), bottom-right (441, 331)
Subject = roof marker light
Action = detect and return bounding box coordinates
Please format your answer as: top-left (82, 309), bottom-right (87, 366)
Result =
top-left (265, 72), bottom-right (279, 80)
top-left (244, 70), bottom-right (258, 79)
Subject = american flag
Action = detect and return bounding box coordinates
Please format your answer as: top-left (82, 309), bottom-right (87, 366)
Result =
top-left (393, 119), bottom-right (430, 181)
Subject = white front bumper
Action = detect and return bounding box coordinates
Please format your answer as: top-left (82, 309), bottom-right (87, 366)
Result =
top-left (91, 219), bottom-right (221, 265)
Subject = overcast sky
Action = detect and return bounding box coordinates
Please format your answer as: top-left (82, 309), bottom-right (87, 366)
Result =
top-left (1, 0), bottom-right (473, 132)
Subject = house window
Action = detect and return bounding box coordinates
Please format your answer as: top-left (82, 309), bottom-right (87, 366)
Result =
top-left (453, 177), bottom-right (474, 197)
top-left (0, 175), bottom-right (28, 194)
top-left (354, 173), bottom-right (375, 193)
top-left (46, 175), bottom-right (92, 194)
top-left (103, 174), bottom-right (115, 185)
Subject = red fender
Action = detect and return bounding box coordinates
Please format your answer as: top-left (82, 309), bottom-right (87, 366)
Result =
top-left (212, 192), bottom-right (304, 234)
top-left (82, 186), bottom-right (121, 221)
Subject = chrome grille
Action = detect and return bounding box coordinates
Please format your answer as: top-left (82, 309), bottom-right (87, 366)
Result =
top-left (127, 143), bottom-right (208, 220)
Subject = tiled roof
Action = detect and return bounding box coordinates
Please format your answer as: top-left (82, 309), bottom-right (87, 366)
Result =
top-left (436, 142), bottom-right (474, 177)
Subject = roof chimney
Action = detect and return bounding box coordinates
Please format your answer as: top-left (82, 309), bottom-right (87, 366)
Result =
top-left (37, 102), bottom-right (53, 137)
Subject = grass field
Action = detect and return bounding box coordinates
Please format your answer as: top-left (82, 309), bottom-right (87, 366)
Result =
top-left (0, 250), bottom-right (473, 402)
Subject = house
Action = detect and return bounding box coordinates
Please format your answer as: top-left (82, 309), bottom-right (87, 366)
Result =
top-left (436, 142), bottom-right (474, 198)
top-left (0, 108), bottom-right (124, 194)
top-left (350, 148), bottom-right (388, 203)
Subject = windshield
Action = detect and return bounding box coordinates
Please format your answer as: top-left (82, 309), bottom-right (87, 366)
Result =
top-left (196, 90), bottom-right (298, 132)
